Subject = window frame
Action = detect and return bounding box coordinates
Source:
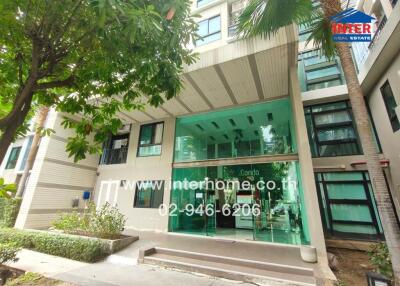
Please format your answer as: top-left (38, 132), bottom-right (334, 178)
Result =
top-left (5, 146), bottom-right (22, 170)
top-left (100, 133), bottom-right (130, 165)
top-left (195, 15), bottom-right (221, 46)
top-left (315, 171), bottom-right (384, 240)
top-left (380, 80), bottom-right (400, 132)
top-left (305, 100), bottom-right (362, 157)
top-left (137, 122), bottom-right (164, 157)
top-left (133, 180), bottom-right (165, 208)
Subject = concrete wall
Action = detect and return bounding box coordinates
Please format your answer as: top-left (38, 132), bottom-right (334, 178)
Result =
top-left (367, 52), bottom-right (400, 216)
top-left (15, 110), bottom-right (100, 229)
top-left (94, 117), bottom-right (176, 232)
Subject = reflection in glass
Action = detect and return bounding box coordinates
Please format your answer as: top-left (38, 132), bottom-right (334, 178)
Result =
top-left (174, 98), bottom-right (296, 162)
top-left (169, 162), bottom-right (310, 245)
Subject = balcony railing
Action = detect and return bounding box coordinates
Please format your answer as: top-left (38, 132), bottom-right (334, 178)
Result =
top-left (100, 147), bottom-right (128, 165)
top-left (352, 16), bottom-right (388, 67)
top-left (369, 16), bottom-right (387, 50)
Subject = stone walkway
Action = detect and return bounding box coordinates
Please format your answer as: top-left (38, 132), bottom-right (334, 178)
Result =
top-left (8, 249), bottom-right (259, 286)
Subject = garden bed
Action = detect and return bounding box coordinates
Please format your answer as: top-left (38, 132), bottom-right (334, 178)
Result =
top-left (45, 230), bottom-right (138, 254)
top-left (0, 228), bottom-right (137, 262)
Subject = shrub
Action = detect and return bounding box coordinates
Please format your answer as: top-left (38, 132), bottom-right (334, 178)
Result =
top-left (0, 198), bottom-right (22, 228)
top-left (87, 203), bottom-right (126, 239)
top-left (368, 242), bottom-right (393, 279)
top-left (0, 242), bottom-right (20, 264)
top-left (52, 202), bottom-right (126, 239)
top-left (0, 228), bottom-right (107, 263)
top-left (52, 211), bottom-right (84, 232)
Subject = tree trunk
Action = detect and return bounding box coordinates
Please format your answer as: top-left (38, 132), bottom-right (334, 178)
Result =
top-left (15, 106), bottom-right (49, 198)
top-left (321, 0), bottom-right (400, 284)
top-left (0, 89), bottom-right (34, 164)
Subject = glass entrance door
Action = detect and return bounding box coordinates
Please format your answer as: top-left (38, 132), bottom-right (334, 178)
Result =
top-left (251, 162), bottom-right (307, 245)
top-left (169, 162), bottom-right (310, 246)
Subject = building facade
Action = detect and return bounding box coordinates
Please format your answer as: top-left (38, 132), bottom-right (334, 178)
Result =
top-left (1, 0), bottom-right (399, 278)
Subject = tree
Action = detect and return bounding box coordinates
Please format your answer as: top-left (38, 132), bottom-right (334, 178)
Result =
top-left (0, 178), bottom-right (16, 199)
top-left (0, 0), bottom-right (197, 163)
top-left (237, 0), bottom-right (400, 284)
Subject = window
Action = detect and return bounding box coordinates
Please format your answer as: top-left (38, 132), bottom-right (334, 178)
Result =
top-left (174, 98), bottom-right (296, 162)
top-left (5, 146), bottom-right (22, 169)
top-left (305, 101), bottom-right (361, 157)
top-left (196, 15), bottom-right (221, 46)
top-left (100, 133), bottom-right (130, 165)
top-left (315, 172), bottom-right (383, 240)
top-left (19, 136), bottom-right (33, 171)
top-left (381, 80), bottom-right (400, 132)
top-left (197, 0), bottom-right (214, 7)
top-left (298, 49), bottom-right (344, 92)
top-left (134, 180), bottom-right (164, 208)
top-left (137, 122), bottom-right (164, 157)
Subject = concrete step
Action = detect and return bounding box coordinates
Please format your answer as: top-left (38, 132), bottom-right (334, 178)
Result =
top-left (140, 247), bottom-right (317, 286)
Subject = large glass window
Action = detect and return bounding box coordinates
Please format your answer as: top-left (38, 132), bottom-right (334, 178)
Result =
top-left (134, 180), bottom-right (164, 208)
top-left (315, 172), bottom-right (383, 240)
top-left (305, 101), bottom-right (361, 157)
top-left (169, 161), bottom-right (309, 245)
top-left (381, 80), bottom-right (400, 132)
top-left (137, 122), bottom-right (164, 157)
top-left (174, 99), bottom-right (296, 162)
top-left (196, 15), bottom-right (221, 46)
top-left (298, 49), bottom-right (345, 92)
top-left (5, 146), bottom-right (22, 169)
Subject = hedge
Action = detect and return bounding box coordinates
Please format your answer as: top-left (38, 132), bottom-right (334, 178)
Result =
top-left (0, 228), bottom-right (108, 262)
top-left (0, 198), bottom-right (22, 227)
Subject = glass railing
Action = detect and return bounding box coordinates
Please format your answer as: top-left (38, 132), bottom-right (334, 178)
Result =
top-left (100, 147), bottom-right (128, 165)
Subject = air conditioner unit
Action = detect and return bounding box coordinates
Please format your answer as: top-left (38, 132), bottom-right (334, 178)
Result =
top-left (117, 124), bottom-right (131, 134)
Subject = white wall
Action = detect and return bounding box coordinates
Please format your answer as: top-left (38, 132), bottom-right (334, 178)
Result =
top-left (367, 52), bottom-right (400, 216)
top-left (94, 117), bottom-right (176, 232)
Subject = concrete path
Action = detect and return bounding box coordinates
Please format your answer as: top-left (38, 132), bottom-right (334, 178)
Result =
top-left (8, 249), bottom-right (260, 286)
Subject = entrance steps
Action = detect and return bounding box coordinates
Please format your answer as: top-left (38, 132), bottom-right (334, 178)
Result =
top-left (139, 247), bottom-right (318, 286)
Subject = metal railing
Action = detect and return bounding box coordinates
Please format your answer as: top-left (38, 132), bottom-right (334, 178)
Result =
top-left (100, 147), bottom-right (128, 165)
top-left (368, 16), bottom-right (387, 50)
top-left (352, 16), bottom-right (388, 67)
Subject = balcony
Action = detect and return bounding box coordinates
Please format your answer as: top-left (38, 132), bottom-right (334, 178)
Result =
top-left (100, 147), bottom-right (128, 165)
top-left (352, 15), bottom-right (388, 67)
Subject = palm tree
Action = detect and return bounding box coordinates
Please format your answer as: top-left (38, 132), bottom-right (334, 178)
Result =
top-left (237, 0), bottom-right (400, 283)
top-left (15, 106), bottom-right (49, 198)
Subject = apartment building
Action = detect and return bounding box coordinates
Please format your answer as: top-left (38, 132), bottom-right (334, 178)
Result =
top-left (0, 0), bottom-right (399, 279)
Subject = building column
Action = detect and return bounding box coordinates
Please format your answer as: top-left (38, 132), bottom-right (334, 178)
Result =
top-left (380, 0), bottom-right (393, 17)
top-left (288, 67), bottom-right (335, 280)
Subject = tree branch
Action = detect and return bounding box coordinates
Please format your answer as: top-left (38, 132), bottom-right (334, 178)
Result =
top-left (35, 75), bottom-right (75, 90)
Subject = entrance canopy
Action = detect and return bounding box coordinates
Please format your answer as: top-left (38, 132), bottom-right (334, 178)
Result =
top-left (117, 26), bottom-right (298, 123)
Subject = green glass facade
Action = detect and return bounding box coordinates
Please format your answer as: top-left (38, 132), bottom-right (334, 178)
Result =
top-left (169, 99), bottom-right (310, 245)
top-left (174, 99), bottom-right (296, 162)
top-left (316, 172), bottom-right (383, 239)
top-left (169, 162), bottom-right (310, 245)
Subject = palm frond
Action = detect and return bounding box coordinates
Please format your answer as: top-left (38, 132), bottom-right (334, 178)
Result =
top-left (305, 11), bottom-right (336, 60)
top-left (237, 0), bottom-right (313, 38)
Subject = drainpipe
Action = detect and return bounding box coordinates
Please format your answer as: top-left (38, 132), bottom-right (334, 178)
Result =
top-left (15, 106), bottom-right (49, 197)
